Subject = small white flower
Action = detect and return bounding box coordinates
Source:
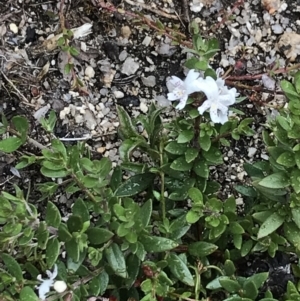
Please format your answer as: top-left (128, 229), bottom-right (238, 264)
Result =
top-left (37, 264), bottom-right (58, 300)
top-left (167, 69), bottom-right (202, 110)
top-left (197, 76), bottom-right (237, 124)
top-left (53, 280), bottom-right (67, 293)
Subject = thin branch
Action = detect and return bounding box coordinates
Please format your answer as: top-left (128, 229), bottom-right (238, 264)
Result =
top-left (0, 71), bottom-right (35, 107)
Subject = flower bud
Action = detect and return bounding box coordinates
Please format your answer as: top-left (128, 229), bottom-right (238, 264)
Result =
top-left (53, 280), bottom-right (67, 293)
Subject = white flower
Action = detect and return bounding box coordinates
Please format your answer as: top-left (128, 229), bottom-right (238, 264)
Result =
top-left (53, 280), bottom-right (67, 293)
top-left (197, 76), bottom-right (237, 124)
top-left (167, 69), bottom-right (202, 110)
top-left (37, 264), bottom-right (58, 300)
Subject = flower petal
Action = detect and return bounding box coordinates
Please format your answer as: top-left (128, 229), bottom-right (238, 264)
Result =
top-left (38, 280), bottom-right (53, 300)
top-left (176, 95), bottom-right (188, 110)
top-left (185, 79), bottom-right (204, 95)
top-left (51, 265), bottom-right (58, 279)
top-left (167, 76), bottom-right (184, 92)
top-left (218, 94), bottom-right (235, 106)
top-left (167, 92), bottom-right (179, 101)
top-left (196, 77), bottom-right (219, 100)
top-left (198, 100), bottom-right (212, 115)
top-left (185, 69), bottom-right (201, 83)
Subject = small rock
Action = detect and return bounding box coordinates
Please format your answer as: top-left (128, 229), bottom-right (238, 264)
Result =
top-left (142, 36), bottom-right (152, 46)
top-left (121, 57), bottom-right (139, 75)
top-left (103, 41), bottom-right (119, 61)
top-left (85, 66), bottom-right (95, 78)
top-left (277, 32), bottom-right (300, 62)
top-left (248, 147), bottom-right (257, 158)
top-left (119, 50), bottom-right (128, 61)
top-left (84, 110), bottom-right (97, 130)
top-left (9, 23), bottom-right (18, 34)
top-left (113, 91), bottom-right (125, 98)
top-left (121, 26), bottom-right (131, 39)
top-left (141, 75), bottom-right (156, 87)
top-left (140, 102), bottom-right (148, 113)
top-left (156, 95), bottom-right (171, 107)
top-left (97, 146), bottom-right (106, 153)
top-left (117, 95), bottom-right (140, 106)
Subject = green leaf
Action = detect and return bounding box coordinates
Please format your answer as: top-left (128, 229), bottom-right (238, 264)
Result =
top-left (105, 243), bottom-right (127, 278)
top-left (186, 210), bottom-right (202, 223)
top-left (177, 130), bottom-right (194, 143)
top-left (258, 173), bottom-right (289, 188)
top-left (202, 146), bottom-right (223, 165)
top-left (294, 70), bottom-right (300, 94)
top-left (188, 187), bottom-right (203, 204)
top-left (224, 260), bottom-right (236, 276)
top-left (88, 276), bottom-right (102, 296)
top-left (185, 148), bottom-right (199, 163)
top-left (167, 253), bottom-right (194, 286)
top-left (257, 212), bottom-right (285, 239)
top-left (234, 185), bottom-right (257, 197)
top-left (281, 80), bottom-right (300, 101)
top-left (20, 287), bottom-right (38, 301)
top-left (0, 137), bottom-right (23, 153)
top-left (291, 169), bottom-right (300, 194)
top-left (41, 167), bottom-right (69, 178)
top-left (110, 166), bottom-right (122, 192)
top-left (51, 139), bottom-right (67, 160)
top-left (99, 271), bottom-right (109, 294)
top-left (36, 222), bottom-right (50, 249)
top-left (139, 235), bottom-right (178, 252)
top-left (193, 159), bottom-right (209, 178)
top-left (247, 272), bottom-right (268, 290)
top-left (65, 237), bottom-right (80, 262)
top-left (67, 247), bottom-right (86, 272)
top-left (219, 278), bottom-right (241, 293)
top-left (233, 234), bottom-right (242, 249)
top-left (206, 276), bottom-right (228, 290)
top-left (58, 223), bottom-right (72, 242)
top-left (199, 134), bottom-right (211, 151)
top-left (276, 151), bottom-right (295, 167)
top-left (292, 207), bottom-right (300, 230)
top-left (228, 222), bottom-right (244, 235)
top-left (69, 46), bottom-right (80, 56)
top-left (120, 138), bottom-right (147, 161)
top-left (243, 281), bottom-right (258, 299)
top-left (2, 253), bottom-right (23, 281)
top-left (114, 173), bottom-right (155, 197)
top-left (140, 199), bottom-right (152, 228)
top-left (67, 215), bottom-right (83, 233)
top-left (12, 116), bottom-right (29, 141)
top-left (46, 237), bottom-right (60, 268)
top-left (241, 240), bottom-right (253, 256)
top-left (170, 156), bottom-right (193, 171)
top-left (86, 228), bottom-right (114, 245)
top-left (125, 254), bottom-right (140, 288)
top-left (72, 199), bottom-right (89, 223)
top-left (45, 201), bottom-right (61, 228)
top-left (117, 105), bottom-right (140, 139)
top-left (165, 142), bottom-right (187, 155)
top-left (188, 241), bottom-right (218, 257)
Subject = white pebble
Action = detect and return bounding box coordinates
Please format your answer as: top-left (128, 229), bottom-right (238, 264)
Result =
top-left (9, 23), bottom-right (18, 34)
top-left (113, 91), bottom-right (124, 98)
top-left (140, 102), bottom-right (148, 113)
top-left (53, 281), bottom-right (67, 293)
top-left (85, 66), bottom-right (95, 79)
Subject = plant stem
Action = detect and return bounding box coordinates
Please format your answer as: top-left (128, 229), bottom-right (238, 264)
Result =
top-left (159, 140), bottom-right (166, 220)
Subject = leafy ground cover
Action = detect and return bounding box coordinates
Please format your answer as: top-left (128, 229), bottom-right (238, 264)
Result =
top-left (1, 0), bottom-right (300, 301)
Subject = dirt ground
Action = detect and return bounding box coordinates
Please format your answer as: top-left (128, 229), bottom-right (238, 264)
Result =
top-left (0, 0), bottom-right (299, 204)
